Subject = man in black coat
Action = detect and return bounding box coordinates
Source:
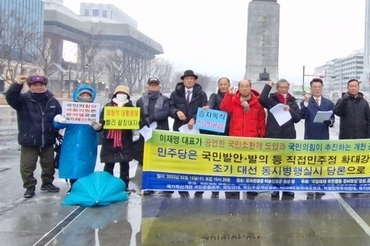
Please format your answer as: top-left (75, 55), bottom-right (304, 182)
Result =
top-left (6, 75), bottom-right (62, 198)
top-left (170, 70), bottom-right (208, 132)
top-left (334, 79), bottom-right (370, 139)
top-left (135, 77), bottom-right (170, 195)
top-left (202, 77), bottom-right (231, 136)
top-left (169, 70), bottom-right (207, 197)
top-left (202, 77), bottom-right (231, 198)
top-left (258, 79), bottom-right (301, 199)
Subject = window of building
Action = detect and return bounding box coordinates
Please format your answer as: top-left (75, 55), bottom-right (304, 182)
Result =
top-left (93, 9), bottom-right (99, 16)
top-left (102, 10), bottom-right (107, 18)
top-left (84, 9), bottom-right (89, 16)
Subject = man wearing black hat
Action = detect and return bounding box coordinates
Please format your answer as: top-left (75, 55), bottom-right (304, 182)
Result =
top-left (170, 70), bottom-right (207, 131)
top-left (136, 77), bottom-right (170, 195)
top-left (169, 70), bottom-right (208, 197)
top-left (6, 75), bottom-right (62, 198)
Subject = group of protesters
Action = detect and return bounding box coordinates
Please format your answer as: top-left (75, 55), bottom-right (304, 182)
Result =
top-left (5, 69), bottom-right (370, 199)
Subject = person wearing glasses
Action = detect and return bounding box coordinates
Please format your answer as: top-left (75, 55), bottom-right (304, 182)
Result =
top-left (5, 75), bottom-right (62, 198)
top-left (258, 79), bottom-right (301, 199)
top-left (220, 79), bottom-right (266, 199)
top-left (300, 78), bottom-right (334, 198)
top-left (135, 77), bottom-right (170, 195)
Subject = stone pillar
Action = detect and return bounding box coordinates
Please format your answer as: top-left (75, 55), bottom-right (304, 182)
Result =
top-left (245, 0), bottom-right (280, 93)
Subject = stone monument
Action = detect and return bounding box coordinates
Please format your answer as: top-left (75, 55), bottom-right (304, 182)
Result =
top-left (244, 0), bottom-right (280, 92)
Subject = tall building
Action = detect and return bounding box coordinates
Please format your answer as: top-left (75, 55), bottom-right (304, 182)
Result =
top-left (363, 0), bottom-right (370, 83)
top-left (42, 0), bottom-right (63, 5)
top-left (79, 3), bottom-right (137, 29)
top-left (245, 0), bottom-right (279, 92)
top-left (313, 61), bottom-right (336, 95)
top-left (333, 50), bottom-right (364, 94)
top-left (0, 0), bottom-right (44, 55)
top-left (0, 0), bottom-right (44, 90)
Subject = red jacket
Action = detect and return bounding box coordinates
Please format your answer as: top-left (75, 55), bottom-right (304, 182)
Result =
top-left (220, 89), bottom-right (266, 137)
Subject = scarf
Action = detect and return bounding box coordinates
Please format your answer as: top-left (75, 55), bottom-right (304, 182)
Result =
top-left (277, 93), bottom-right (290, 104)
top-left (107, 103), bottom-right (124, 148)
top-left (142, 91), bottom-right (164, 116)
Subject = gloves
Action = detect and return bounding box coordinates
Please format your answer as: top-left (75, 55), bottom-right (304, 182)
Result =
top-left (323, 120), bottom-right (332, 127)
top-left (91, 121), bottom-right (102, 131)
top-left (141, 116), bottom-right (154, 128)
top-left (54, 114), bottom-right (66, 123)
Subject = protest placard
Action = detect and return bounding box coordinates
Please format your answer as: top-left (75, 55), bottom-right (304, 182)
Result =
top-left (103, 107), bottom-right (140, 129)
top-left (62, 101), bottom-right (100, 124)
top-left (195, 108), bottom-right (227, 133)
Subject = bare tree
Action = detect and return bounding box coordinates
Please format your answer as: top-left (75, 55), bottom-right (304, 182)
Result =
top-left (170, 71), bottom-right (214, 93)
top-left (149, 58), bottom-right (175, 92)
top-left (29, 33), bottom-right (60, 78)
top-left (103, 46), bottom-right (150, 93)
top-left (80, 28), bottom-right (104, 90)
top-left (170, 71), bottom-right (184, 91)
top-left (0, 8), bottom-right (40, 84)
top-left (196, 73), bottom-right (214, 92)
top-left (102, 48), bottom-right (126, 91)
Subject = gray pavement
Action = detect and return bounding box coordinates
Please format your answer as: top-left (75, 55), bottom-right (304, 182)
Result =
top-left (1, 103), bottom-right (370, 246)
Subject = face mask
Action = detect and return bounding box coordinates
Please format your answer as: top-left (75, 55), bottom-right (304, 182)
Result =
top-left (115, 94), bottom-right (127, 102)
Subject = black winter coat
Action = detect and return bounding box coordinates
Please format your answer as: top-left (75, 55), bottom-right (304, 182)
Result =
top-left (258, 84), bottom-right (301, 139)
top-left (169, 82), bottom-right (207, 131)
top-left (6, 83), bottom-right (61, 147)
top-left (202, 90), bottom-right (230, 136)
top-left (99, 101), bottom-right (134, 163)
top-left (136, 93), bottom-right (170, 130)
top-left (334, 92), bottom-right (370, 139)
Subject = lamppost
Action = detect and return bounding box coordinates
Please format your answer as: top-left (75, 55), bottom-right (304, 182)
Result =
top-left (84, 63), bottom-right (89, 84)
top-left (302, 65), bottom-right (336, 94)
top-left (68, 65), bottom-right (72, 98)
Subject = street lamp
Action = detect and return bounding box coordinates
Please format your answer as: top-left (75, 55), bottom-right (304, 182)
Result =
top-left (302, 65), bottom-right (336, 94)
top-left (68, 65), bottom-right (72, 98)
top-left (84, 64), bottom-right (89, 84)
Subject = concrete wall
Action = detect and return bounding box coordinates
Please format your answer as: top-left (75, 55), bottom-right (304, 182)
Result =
top-left (245, 0), bottom-right (280, 92)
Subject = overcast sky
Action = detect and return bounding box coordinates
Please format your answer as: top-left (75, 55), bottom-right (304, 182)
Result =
top-left (64, 0), bottom-right (366, 84)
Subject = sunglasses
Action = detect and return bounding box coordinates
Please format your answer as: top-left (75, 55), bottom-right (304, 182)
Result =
top-left (29, 75), bottom-right (48, 84)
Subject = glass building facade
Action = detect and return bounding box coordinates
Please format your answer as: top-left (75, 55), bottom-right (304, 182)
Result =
top-left (0, 0), bottom-right (44, 61)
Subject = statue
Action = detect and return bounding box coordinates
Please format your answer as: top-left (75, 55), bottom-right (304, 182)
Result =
top-left (259, 68), bottom-right (270, 81)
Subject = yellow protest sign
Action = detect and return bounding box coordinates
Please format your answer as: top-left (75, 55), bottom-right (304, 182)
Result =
top-left (103, 107), bottom-right (140, 129)
top-left (142, 130), bottom-right (370, 192)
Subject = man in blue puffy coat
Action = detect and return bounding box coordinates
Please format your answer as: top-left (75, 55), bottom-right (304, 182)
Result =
top-left (6, 75), bottom-right (62, 198)
top-left (53, 84), bottom-right (100, 193)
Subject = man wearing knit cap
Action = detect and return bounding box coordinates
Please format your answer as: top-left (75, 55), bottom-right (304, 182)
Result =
top-left (136, 77), bottom-right (170, 195)
top-left (6, 75), bottom-right (62, 198)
